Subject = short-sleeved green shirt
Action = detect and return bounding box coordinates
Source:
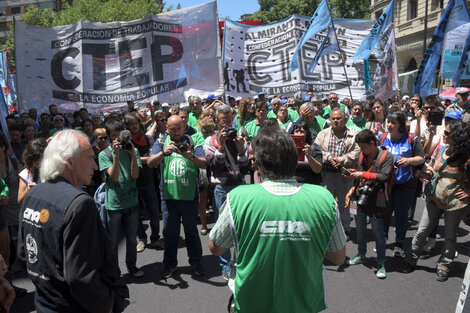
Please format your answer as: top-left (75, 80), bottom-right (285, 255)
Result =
top-left (239, 119), bottom-right (261, 141)
top-left (99, 147), bottom-right (142, 210)
top-left (188, 112), bottom-right (201, 127)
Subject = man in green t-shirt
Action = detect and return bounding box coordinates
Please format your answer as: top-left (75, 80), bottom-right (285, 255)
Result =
top-left (239, 101), bottom-right (268, 142)
top-left (188, 96), bottom-right (203, 127)
top-left (98, 118), bottom-right (143, 278)
top-left (209, 127), bottom-right (346, 313)
top-left (320, 92), bottom-right (350, 119)
top-left (148, 115), bottom-right (208, 279)
top-left (349, 102), bottom-right (368, 131)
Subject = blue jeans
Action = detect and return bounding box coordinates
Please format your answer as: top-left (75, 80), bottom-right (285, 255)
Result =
top-left (355, 213), bottom-right (386, 263)
top-left (214, 184), bottom-right (238, 267)
top-left (108, 205), bottom-right (139, 269)
top-left (137, 185), bottom-right (161, 242)
top-left (384, 186), bottom-right (415, 244)
top-left (164, 199), bottom-right (202, 269)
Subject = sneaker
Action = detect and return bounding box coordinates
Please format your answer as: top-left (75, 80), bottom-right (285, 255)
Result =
top-left (136, 240), bottom-right (146, 253)
top-left (128, 266), bottom-right (144, 278)
top-left (402, 260), bottom-right (416, 274)
top-left (147, 238), bottom-right (165, 249)
top-left (347, 255), bottom-right (366, 265)
top-left (191, 264), bottom-right (205, 276)
top-left (161, 266), bottom-right (177, 279)
top-left (393, 245), bottom-right (405, 257)
top-left (376, 262), bottom-right (387, 279)
top-left (436, 267), bottom-right (449, 282)
top-left (423, 238), bottom-right (436, 253)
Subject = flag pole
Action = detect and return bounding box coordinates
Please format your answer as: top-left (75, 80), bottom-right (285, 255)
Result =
top-left (326, 1), bottom-right (354, 102)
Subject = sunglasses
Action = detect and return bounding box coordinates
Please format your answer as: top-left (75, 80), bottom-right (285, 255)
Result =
top-left (443, 130), bottom-right (451, 137)
top-left (423, 106), bottom-right (435, 110)
top-left (98, 136), bottom-right (108, 140)
top-left (158, 119), bottom-right (167, 122)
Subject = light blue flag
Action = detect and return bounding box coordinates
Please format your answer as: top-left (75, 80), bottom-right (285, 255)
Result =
top-left (353, 0), bottom-right (394, 63)
top-left (307, 27), bottom-right (339, 73)
top-left (413, 0), bottom-right (470, 97)
top-left (452, 28), bottom-right (470, 86)
top-left (289, 0), bottom-right (332, 73)
top-left (363, 58), bottom-right (371, 91)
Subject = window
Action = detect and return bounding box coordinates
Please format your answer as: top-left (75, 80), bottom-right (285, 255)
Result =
top-left (431, 0), bottom-right (444, 10)
top-left (408, 0), bottom-right (418, 20)
top-left (10, 6), bottom-right (21, 14)
top-left (39, 2), bottom-right (54, 9)
top-left (0, 22), bottom-right (7, 32)
top-left (406, 58), bottom-right (418, 71)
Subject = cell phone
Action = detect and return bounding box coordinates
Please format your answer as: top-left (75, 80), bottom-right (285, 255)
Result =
top-left (427, 111), bottom-right (444, 125)
top-left (340, 167), bottom-right (351, 175)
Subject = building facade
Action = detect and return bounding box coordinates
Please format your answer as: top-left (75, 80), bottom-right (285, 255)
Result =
top-left (371, 0), bottom-right (470, 73)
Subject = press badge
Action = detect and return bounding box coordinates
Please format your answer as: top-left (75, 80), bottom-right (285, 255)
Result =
top-left (349, 200), bottom-right (357, 215)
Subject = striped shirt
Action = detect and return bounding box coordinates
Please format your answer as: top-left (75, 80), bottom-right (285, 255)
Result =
top-left (209, 178), bottom-right (347, 252)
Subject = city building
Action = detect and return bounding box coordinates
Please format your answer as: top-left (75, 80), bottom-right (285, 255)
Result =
top-left (371, 0), bottom-right (470, 73)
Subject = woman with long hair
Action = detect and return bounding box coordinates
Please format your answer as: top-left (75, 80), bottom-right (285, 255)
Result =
top-left (233, 97), bottom-right (254, 130)
top-left (403, 121), bottom-right (470, 281)
top-left (378, 112), bottom-right (425, 257)
top-left (17, 138), bottom-right (48, 205)
top-left (365, 99), bottom-right (387, 134)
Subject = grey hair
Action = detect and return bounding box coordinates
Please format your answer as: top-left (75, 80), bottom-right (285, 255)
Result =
top-left (215, 104), bottom-right (232, 117)
top-left (190, 96), bottom-right (202, 105)
top-left (300, 102), bottom-right (315, 111)
top-left (40, 129), bottom-right (88, 182)
top-left (331, 107), bottom-right (345, 118)
top-left (179, 105), bottom-right (191, 114)
top-left (271, 97), bottom-right (281, 105)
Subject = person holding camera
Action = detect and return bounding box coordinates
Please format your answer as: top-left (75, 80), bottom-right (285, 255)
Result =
top-left (98, 118), bottom-right (143, 278)
top-left (344, 129), bottom-right (393, 279)
top-left (402, 120), bottom-right (470, 281)
top-left (205, 105), bottom-right (250, 270)
top-left (148, 115), bottom-right (207, 279)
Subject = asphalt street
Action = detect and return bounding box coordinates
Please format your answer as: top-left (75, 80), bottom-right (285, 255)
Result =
top-left (10, 197), bottom-right (470, 313)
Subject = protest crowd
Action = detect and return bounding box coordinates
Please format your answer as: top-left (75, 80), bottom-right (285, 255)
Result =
top-left (0, 87), bottom-right (469, 312)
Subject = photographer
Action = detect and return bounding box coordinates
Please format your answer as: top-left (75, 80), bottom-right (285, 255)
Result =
top-left (148, 115), bottom-right (207, 278)
top-left (205, 105), bottom-right (250, 271)
top-left (344, 129), bottom-right (393, 279)
top-left (98, 118), bottom-right (143, 278)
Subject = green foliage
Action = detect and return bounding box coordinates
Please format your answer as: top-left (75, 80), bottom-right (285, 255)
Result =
top-left (2, 0), bottom-right (164, 70)
top-left (249, 0), bottom-right (370, 24)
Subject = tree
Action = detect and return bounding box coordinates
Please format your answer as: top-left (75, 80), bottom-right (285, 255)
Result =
top-left (2, 0), bottom-right (164, 70)
top-left (249, 0), bottom-right (370, 24)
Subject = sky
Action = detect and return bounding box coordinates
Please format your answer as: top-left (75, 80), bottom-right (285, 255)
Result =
top-left (163, 0), bottom-right (260, 20)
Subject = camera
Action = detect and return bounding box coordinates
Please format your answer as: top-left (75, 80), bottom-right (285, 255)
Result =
top-left (224, 127), bottom-right (237, 140)
top-left (357, 184), bottom-right (376, 208)
top-left (175, 142), bottom-right (189, 152)
top-left (119, 130), bottom-right (133, 151)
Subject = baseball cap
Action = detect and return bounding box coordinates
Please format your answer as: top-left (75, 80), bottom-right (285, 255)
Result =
top-left (258, 92), bottom-right (265, 96)
top-left (444, 110), bottom-right (463, 120)
top-left (402, 95), bottom-right (410, 101)
top-left (281, 99), bottom-right (287, 104)
top-left (207, 94), bottom-right (218, 100)
top-left (303, 96), bottom-right (311, 101)
top-left (161, 102), bottom-right (169, 108)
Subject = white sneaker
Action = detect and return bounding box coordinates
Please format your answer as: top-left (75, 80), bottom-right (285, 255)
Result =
top-left (423, 238), bottom-right (436, 253)
top-left (393, 245), bottom-right (405, 257)
top-left (136, 240), bottom-right (146, 253)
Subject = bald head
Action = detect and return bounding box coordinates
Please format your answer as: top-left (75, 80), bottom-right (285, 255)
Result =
top-left (167, 115), bottom-right (185, 141)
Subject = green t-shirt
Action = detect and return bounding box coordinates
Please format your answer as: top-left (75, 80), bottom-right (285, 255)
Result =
top-left (234, 114), bottom-right (254, 131)
top-left (320, 103), bottom-right (347, 118)
top-left (188, 112), bottom-right (201, 128)
top-left (267, 108), bottom-right (299, 121)
top-left (307, 116), bottom-right (327, 140)
top-left (346, 117), bottom-right (367, 133)
top-left (99, 147), bottom-right (142, 210)
top-left (161, 136), bottom-right (199, 200)
top-left (239, 119), bottom-right (261, 141)
top-left (228, 184), bottom-right (336, 313)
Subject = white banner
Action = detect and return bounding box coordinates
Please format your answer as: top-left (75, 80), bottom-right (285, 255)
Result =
top-left (15, 1), bottom-right (223, 114)
top-left (222, 16), bottom-right (376, 100)
top-left (365, 27), bottom-right (399, 101)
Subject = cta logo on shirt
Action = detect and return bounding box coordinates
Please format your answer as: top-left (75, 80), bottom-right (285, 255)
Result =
top-left (259, 221), bottom-right (312, 241)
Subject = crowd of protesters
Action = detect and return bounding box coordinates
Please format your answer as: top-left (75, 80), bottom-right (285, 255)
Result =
top-left (0, 88), bottom-right (469, 312)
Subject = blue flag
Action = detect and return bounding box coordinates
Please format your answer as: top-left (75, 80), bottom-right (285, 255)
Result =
top-left (307, 27), bottom-right (339, 73)
top-left (289, 0), bottom-right (332, 73)
top-left (363, 58), bottom-right (372, 91)
top-left (353, 0), bottom-right (394, 63)
top-left (452, 28), bottom-right (470, 86)
top-left (413, 0), bottom-right (470, 97)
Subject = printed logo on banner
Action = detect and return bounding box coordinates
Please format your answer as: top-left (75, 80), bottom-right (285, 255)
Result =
top-left (15, 1), bottom-right (222, 112)
top-left (223, 17), bottom-right (376, 100)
